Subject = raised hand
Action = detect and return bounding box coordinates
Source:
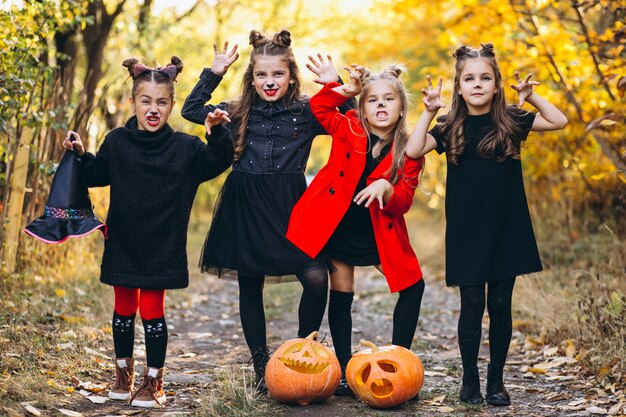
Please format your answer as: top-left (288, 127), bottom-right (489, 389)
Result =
top-left (307, 53), bottom-right (339, 85)
top-left (205, 108), bottom-right (231, 136)
top-left (211, 41), bottom-right (239, 77)
top-left (510, 71), bottom-right (539, 106)
top-left (340, 64), bottom-right (366, 97)
top-left (421, 75), bottom-right (446, 112)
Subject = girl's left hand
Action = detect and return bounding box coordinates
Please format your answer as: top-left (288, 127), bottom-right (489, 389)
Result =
top-left (510, 71), bottom-right (540, 106)
top-left (205, 109), bottom-right (231, 136)
top-left (307, 53), bottom-right (338, 85)
top-left (354, 179), bottom-right (393, 209)
top-left (340, 64), bottom-right (366, 97)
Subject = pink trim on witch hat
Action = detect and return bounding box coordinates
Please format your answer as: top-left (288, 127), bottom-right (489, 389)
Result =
top-left (24, 147), bottom-right (107, 244)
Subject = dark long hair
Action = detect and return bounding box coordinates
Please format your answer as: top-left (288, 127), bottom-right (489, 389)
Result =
top-left (440, 43), bottom-right (523, 165)
top-left (228, 29), bottom-right (302, 161)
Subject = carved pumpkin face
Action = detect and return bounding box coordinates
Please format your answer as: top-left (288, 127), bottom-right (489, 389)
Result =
top-left (278, 339), bottom-right (332, 374)
top-left (346, 341), bottom-right (424, 408)
top-left (265, 332), bottom-right (341, 405)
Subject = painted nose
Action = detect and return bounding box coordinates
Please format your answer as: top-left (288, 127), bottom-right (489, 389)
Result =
top-left (266, 82), bottom-right (275, 88)
top-left (377, 102), bottom-right (385, 107)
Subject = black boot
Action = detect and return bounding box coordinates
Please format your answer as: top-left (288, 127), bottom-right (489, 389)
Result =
top-left (250, 346), bottom-right (270, 393)
top-left (486, 364), bottom-right (510, 406)
top-left (459, 366), bottom-right (484, 404)
top-left (334, 367), bottom-right (354, 397)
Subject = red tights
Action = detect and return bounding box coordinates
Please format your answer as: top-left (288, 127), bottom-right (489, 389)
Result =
top-left (113, 286), bottom-right (166, 320)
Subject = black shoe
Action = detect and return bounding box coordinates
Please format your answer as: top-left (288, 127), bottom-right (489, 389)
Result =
top-left (486, 364), bottom-right (510, 406)
top-left (459, 366), bottom-right (484, 404)
top-left (334, 375), bottom-right (354, 397)
top-left (250, 346), bottom-right (270, 393)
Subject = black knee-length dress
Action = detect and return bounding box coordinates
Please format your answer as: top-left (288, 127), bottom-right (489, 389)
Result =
top-left (429, 109), bottom-right (542, 287)
top-left (182, 69), bottom-right (354, 281)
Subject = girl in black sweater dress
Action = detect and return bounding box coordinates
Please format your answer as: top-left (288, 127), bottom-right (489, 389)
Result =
top-left (63, 56), bottom-right (233, 407)
top-left (406, 44), bottom-right (567, 406)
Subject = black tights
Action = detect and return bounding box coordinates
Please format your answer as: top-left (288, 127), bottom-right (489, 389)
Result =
top-left (458, 278), bottom-right (516, 371)
top-left (238, 268), bottom-right (328, 352)
top-left (329, 279), bottom-right (425, 369)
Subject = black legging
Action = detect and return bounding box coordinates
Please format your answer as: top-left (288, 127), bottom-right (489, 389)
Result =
top-left (329, 279), bottom-right (425, 370)
top-left (392, 279), bottom-right (426, 348)
top-left (238, 268), bottom-right (328, 351)
top-left (458, 278), bottom-right (516, 371)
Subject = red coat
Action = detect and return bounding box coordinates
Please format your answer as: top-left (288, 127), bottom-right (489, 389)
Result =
top-left (287, 83), bottom-right (424, 293)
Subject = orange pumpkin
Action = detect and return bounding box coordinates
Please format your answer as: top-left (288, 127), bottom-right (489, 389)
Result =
top-left (265, 331), bottom-right (341, 405)
top-left (346, 340), bottom-right (424, 408)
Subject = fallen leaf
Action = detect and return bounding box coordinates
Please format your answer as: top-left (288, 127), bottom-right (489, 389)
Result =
top-left (177, 352), bottom-right (197, 358)
top-left (424, 371), bottom-right (447, 377)
top-left (58, 409), bottom-right (83, 417)
top-left (546, 392), bottom-right (571, 402)
top-left (564, 339), bottom-right (576, 358)
top-left (596, 367), bottom-right (611, 382)
top-left (586, 406), bottom-right (608, 415)
top-left (423, 394), bottom-right (446, 406)
top-left (83, 347), bottom-right (111, 360)
top-left (55, 289), bottom-right (66, 297)
top-left (608, 403), bottom-right (623, 415)
top-left (528, 367), bottom-right (548, 374)
top-left (19, 403), bottom-right (41, 416)
top-left (87, 396), bottom-right (108, 404)
top-left (438, 406), bottom-right (455, 413)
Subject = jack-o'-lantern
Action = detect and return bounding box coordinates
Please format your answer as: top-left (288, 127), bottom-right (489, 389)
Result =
top-left (346, 340), bottom-right (424, 408)
top-left (265, 331), bottom-right (341, 405)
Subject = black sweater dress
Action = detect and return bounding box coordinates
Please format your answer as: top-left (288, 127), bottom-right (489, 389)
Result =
top-left (80, 116), bottom-right (233, 289)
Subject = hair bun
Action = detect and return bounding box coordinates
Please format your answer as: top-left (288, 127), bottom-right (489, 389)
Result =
top-left (381, 64), bottom-right (406, 79)
top-left (480, 43), bottom-right (495, 57)
top-left (272, 29), bottom-right (292, 47)
top-left (453, 45), bottom-right (472, 59)
top-left (249, 30), bottom-right (267, 48)
top-left (122, 58), bottom-right (140, 78)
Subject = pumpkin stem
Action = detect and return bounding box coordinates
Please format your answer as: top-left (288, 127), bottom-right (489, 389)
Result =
top-left (305, 331), bottom-right (319, 341)
top-left (358, 340), bottom-right (379, 352)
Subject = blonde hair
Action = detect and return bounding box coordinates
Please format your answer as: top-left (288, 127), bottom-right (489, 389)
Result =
top-left (357, 64), bottom-right (409, 184)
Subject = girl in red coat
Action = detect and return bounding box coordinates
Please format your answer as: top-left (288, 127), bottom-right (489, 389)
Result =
top-left (287, 60), bottom-right (426, 396)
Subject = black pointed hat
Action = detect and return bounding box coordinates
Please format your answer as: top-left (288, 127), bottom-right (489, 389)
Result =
top-left (24, 146), bottom-right (107, 244)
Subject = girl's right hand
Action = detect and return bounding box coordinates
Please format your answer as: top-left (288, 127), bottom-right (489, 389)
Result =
top-left (421, 75), bottom-right (446, 112)
top-left (211, 41), bottom-right (239, 77)
top-left (63, 131), bottom-right (85, 156)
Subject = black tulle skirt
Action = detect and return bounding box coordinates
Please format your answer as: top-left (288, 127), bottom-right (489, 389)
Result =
top-left (200, 170), bottom-right (326, 282)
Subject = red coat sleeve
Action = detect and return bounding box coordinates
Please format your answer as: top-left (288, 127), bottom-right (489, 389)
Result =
top-left (310, 83), bottom-right (362, 139)
top-left (380, 156), bottom-right (424, 216)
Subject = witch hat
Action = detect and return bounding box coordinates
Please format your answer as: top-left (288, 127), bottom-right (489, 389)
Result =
top-left (24, 135), bottom-right (107, 244)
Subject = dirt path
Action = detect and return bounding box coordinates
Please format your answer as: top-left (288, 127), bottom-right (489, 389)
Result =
top-left (65, 262), bottom-right (602, 417)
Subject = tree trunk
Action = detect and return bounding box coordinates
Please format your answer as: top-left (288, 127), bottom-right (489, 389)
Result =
top-left (1, 128), bottom-right (35, 275)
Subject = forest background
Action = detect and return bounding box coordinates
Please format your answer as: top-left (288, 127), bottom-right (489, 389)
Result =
top-left (0, 0), bottom-right (624, 411)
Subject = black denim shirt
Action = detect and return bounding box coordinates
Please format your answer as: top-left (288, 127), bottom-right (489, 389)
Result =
top-left (182, 68), bottom-right (354, 174)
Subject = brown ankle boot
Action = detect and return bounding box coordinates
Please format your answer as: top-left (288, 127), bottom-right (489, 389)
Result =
top-left (130, 367), bottom-right (166, 407)
top-left (108, 357), bottom-right (134, 401)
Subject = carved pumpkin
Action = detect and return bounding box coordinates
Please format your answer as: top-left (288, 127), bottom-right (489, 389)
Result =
top-left (346, 340), bottom-right (424, 408)
top-left (265, 331), bottom-right (341, 405)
